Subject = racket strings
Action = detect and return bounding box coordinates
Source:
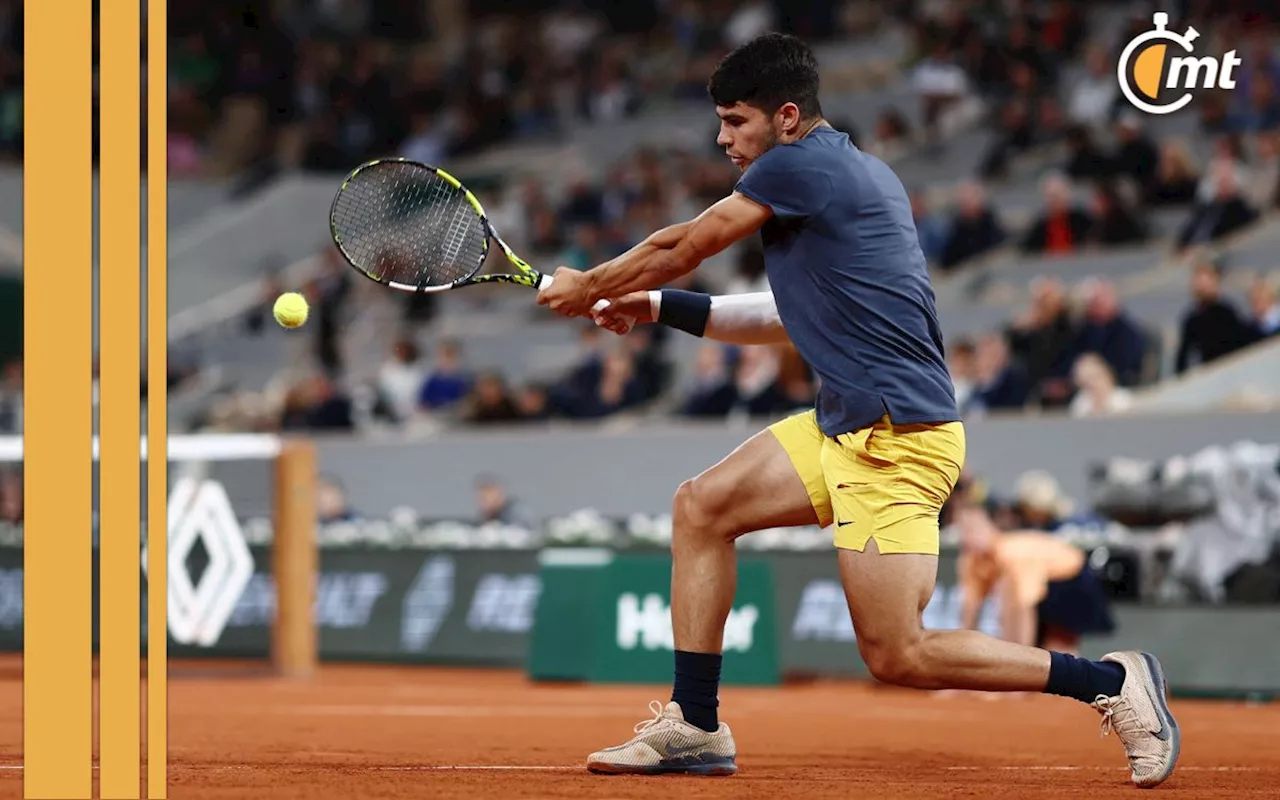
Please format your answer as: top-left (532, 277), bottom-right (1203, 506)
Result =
top-left (331, 162), bottom-right (489, 288)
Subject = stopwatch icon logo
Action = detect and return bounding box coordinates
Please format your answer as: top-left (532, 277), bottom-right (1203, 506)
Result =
top-left (1117, 12), bottom-right (1242, 115)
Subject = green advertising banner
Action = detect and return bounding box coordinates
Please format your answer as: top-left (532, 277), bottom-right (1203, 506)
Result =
top-left (528, 550), bottom-right (779, 685)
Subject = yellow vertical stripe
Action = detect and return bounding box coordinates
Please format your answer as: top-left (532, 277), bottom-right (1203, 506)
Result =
top-left (100, 0), bottom-right (143, 796)
top-left (22, 1), bottom-right (94, 798)
top-left (146, 0), bottom-right (169, 795)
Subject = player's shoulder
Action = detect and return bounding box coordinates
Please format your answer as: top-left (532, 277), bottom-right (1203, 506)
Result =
top-left (758, 126), bottom-right (853, 170)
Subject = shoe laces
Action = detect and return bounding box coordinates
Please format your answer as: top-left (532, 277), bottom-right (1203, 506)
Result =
top-left (633, 700), bottom-right (672, 734)
top-left (1095, 694), bottom-right (1142, 750)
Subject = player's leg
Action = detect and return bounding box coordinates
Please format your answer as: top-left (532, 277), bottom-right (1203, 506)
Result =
top-left (587, 411), bottom-right (829, 776)
top-left (826, 419), bottom-right (1178, 787)
top-left (668, 410), bottom-right (826, 719)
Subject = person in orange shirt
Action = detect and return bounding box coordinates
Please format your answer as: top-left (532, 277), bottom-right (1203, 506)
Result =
top-left (956, 502), bottom-right (1115, 655)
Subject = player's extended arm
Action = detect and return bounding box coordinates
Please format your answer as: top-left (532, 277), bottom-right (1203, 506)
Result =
top-left (594, 289), bottom-right (788, 345)
top-left (582, 193), bottom-right (772, 304)
top-left (997, 556), bottom-right (1047, 647)
top-left (956, 553), bottom-right (993, 631)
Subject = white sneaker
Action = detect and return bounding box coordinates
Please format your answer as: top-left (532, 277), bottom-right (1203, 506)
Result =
top-left (1091, 651), bottom-right (1180, 788)
top-left (586, 701), bottom-right (738, 776)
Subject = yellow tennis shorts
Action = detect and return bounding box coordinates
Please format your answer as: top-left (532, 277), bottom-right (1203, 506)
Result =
top-left (768, 410), bottom-right (966, 555)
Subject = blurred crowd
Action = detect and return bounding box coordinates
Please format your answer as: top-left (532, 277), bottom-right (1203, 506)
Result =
top-left (948, 260), bottom-right (1279, 420)
top-left (174, 0), bottom-right (1280, 435)
top-left (165, 0), bottom-right (869, 181)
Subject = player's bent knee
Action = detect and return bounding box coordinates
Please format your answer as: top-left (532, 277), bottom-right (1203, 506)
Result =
top-left (859, 639), bottom-right (928, 688)
top-left (672, 476), bottom-right (735, 544)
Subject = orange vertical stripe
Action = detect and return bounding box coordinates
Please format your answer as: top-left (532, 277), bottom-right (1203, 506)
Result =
top-left (22, 0), bottom-right (95, 797)
top-left (146, 0), bottom-right (169, 794)
top-left (100, 0), bottom-right (143, 795)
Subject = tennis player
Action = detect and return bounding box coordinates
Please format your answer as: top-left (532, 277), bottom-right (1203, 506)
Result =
top-left (955, 503), bottom-right (1116, 656)
top-left (536, 33), bottom-right (1178, 787)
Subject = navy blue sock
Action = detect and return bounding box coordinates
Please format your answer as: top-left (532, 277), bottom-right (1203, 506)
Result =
top-left (1043, 651), bottom-right (1126, 703)
top-left (672, 650), bottom-right (722, 732)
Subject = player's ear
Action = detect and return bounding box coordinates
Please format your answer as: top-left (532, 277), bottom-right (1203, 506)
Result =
top-left (776, 102), bottom-right (802, 137)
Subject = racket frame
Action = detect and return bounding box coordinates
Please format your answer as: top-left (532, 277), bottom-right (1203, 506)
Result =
top-left (329, 157), bottom-right (552, 294)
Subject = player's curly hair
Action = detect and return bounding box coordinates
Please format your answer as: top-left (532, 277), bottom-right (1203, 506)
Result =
top-left (707, 33), bottom-right (823, 119)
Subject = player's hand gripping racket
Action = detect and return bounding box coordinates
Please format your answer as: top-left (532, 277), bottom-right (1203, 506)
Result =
top-left (329, 158), bottom-right (611, 315)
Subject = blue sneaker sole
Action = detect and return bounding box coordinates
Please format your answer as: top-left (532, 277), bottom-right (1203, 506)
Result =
top-left (587, 755), bottom-right (738, 776)
top-left (1139, 651), bottom-right (1181, 788)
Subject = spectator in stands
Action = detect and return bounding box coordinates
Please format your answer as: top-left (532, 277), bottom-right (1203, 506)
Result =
top-left (619, 325), bottom-right (670, 404)
top-left (399, 110), bottom-right (448, 166)
top-left (308, 250), bottom-right (354, 378)
top-left (242, 270), bottom-right (286, 336)
top-left (1039, 0), bottom-right (1087, 60)
top-left (775, 344), bottom-right (816, 412)
top-left (1020, 173), bottom-right (1092, 255)
top-left (1246, 131), bottom-right (1280, 211)
top-left (559, 175), bottom-right (606, 229)
top-left (980, 63), bottom-right (1045, 178)
top-left (682, 344), bottom-right (738, 419)
top-left (910, 189), bottom-right (949, 266)
top-left (474, 475), bottom-right (531, 528)
top-left (1247, 278), bottom-right (1280, 339)
top-left (483, 183), bottom-right (529, 255)
top-left (1199, 90), bottom-right (1232, 135)
top-left (1175, 261), bottom-right (1255, 373)
top-left (1006, 277), bottom-right (1076, 404)
top-left (911, 39), bottom-right (971, 144)
top-left (1069, 352), bottom-right (1133, 418)
top-left (1085, 181), bottom-right (1149, 247)
top-left (1147, 139), bottom-right (1202, 206)
top-left (1011, 470), bottom-right (1074, 532)
top-left (1177, 158), bottom-right (1260, 250)
top-left (1066, 44), bottom-right (1118, 126)
top-left (377, 338), bottom-right (425, 424)
top-left (558, 224), bottom-right (608, 271)
top-left (550, 324), bottom-right (606, 417)
top-left (865, 107), bottom-right (915, 162)
top-left (940, 181), bottom-right (1005, 270)
top-left (1062, 124), bottom-right (1113, 181)
top-left (1229, 68), bottom-right (1280, 133)
top-left (946, 337), bottom-right (978, 415)
top-left (513, 382), bottom-right (551, 422)
top-left (0, 361), bottom-right (21, 435)
top-left (971, 334), bottom-right (1032, 412)
top-left (463, 372), bottom-right (522, 424)
top-left (1110, 114), bottom-right (1160, 197)
top-left (0, 469), bottom-right (20, 524)
top-left (725, 242), bottom-right (770, 294)
top-left (733, 345), bottom-right (785, 417)
top-left (281, 375), bottom-right (354, 431)
top-left (1066, 278), bottom-right (1148, 387)
top-left (316, 475), bottom-right (357, 524)
top-left (576, 347), bottom-right (645, 419)
top-left (418, 339), bottom-right (472, 411)
top-left (1200, 134), bottom-right (1250, 198)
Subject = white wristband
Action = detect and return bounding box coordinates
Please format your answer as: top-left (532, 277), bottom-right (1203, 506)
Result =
top-left (648, 290), bottom-right (662, 321)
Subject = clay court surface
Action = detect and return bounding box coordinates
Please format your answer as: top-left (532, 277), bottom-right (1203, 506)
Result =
top-left (0, 657), bottom-right (1276, 798)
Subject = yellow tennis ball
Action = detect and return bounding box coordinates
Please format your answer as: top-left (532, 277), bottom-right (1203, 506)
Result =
top-left (273, 292), bottom-right (309, 328)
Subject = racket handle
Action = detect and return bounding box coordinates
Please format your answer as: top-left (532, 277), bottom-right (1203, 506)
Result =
top-left (536, 272), bottom-right (610, 313)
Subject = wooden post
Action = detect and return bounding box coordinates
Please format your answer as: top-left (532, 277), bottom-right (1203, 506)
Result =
top-left (272, 439), bottom-right (318, 679)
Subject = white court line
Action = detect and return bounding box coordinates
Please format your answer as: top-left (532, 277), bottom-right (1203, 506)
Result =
top-left (278, 705), bottom-right (643, 718)
top-left (0, 764), bottom-right (1264, 774)
top-left (945, 766), bottom-right (1261, 772)
top-left (374, 766), bottom-right (579, 772)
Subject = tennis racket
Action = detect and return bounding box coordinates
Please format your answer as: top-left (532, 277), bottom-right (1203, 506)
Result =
top-left (329, 158), bottom-right (609, 313)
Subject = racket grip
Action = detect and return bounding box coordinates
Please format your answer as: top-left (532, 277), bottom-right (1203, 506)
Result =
top-left (537, 273), bottom-right (611, 313)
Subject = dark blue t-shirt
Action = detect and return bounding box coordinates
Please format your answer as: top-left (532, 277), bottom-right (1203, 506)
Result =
top-left (734, 125), bottom-right (959, 437)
